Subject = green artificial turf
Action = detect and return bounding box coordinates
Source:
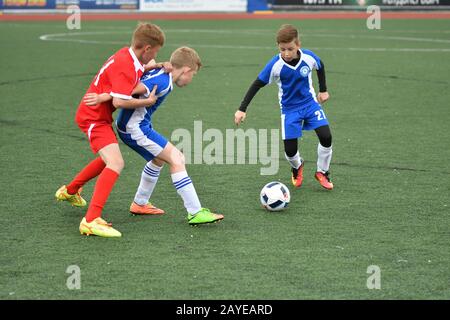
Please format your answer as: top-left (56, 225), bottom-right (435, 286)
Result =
top-left (0, 18), bottom-right (449, 299)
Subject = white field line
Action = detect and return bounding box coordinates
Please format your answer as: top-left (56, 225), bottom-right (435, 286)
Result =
top-left (39, 30), bottom-right (450, 52)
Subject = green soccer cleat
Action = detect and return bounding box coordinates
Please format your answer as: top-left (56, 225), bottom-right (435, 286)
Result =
top-left (55, 185), bottom-right (87, 207)
top-left (187, 208), bottom-right (224, 225)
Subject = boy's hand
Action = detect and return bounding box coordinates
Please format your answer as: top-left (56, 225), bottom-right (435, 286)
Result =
top-left (84, 93), bottom-right (112, 106)
top-left (145, 60), bottom-right (173, 73)
top-left (84, 93), bottom-right (100, 106)
top-left (234, 110), bottom-right (246, 126)
top-left (145, 85), bottom-right (158, 105)
top-left (317, 92), bottom-right (330, 104)
top-left (161, 61), bottom-right (173, 73)
top-left (144, 59), bottom-right (157, 71)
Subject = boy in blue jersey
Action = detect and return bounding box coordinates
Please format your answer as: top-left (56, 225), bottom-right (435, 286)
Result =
top-left (85, 47), bottom-right (224, 225)
top-left (234, 24), bottom-right (334, 190)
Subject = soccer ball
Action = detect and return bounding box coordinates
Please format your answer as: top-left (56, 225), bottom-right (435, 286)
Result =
top-left (260, 182), bottom-right (290, 211)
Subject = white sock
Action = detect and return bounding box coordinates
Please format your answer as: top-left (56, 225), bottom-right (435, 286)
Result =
top-left (134, 161), bottom-right (162, 206)
top-left (285, 151), bottom-right (302, 169)
top-left (317, 144), bottom-right (332, 173)
top-left (171, 170), bottom-right (201, 214)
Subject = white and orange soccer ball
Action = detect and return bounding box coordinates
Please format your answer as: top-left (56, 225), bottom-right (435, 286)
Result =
top-left (260, 182), bottom-right (290, 211)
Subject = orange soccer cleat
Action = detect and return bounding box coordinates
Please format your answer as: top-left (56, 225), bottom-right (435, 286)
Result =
top-left (291, 162), bottom-right (304, 188)
top-left (315, 171), bottom-right (334, 190)
top-left (130, 202), bottom-right (165, 215)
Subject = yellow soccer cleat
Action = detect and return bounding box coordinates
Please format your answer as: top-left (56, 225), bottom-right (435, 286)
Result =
top-left (55, 185), bottom-right (87, 207)
top-left (79, 217), bottom-right (122, 238)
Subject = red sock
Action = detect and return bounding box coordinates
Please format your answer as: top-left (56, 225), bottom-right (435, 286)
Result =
top-left (66, 157), bottom-right (106, 195)
top-left (85, 168), bottom-right (119, 222)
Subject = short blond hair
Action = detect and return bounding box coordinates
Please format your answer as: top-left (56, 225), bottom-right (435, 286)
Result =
top-left (170, 47), bottom-right (202, 71)
top-left (132, 22), bottom-right (165, 49)
top-left (276, 24), bottom-right (299, 44)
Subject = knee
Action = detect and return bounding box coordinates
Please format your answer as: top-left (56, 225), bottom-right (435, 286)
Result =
top-left (175, 151), bottom-right (186, 167)
top-left (151, 158), bottom-right (165, 168)
top-left (170, 149), bottom-right (186, 169)
top-left (283, 139), bottom-right (298, 157)
top-left (106, 157), bottom-right (125, 173)
top-left (319, 133), bottom-right (332, 148)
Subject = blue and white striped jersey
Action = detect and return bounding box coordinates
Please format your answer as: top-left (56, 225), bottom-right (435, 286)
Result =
top-left (258, 49), bottom-right (322, 110)
top-left (116, 68), bottom-right (173, 133)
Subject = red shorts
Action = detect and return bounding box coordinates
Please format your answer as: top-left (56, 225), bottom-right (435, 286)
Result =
top-left (77, 121), bottom-right (118, 154)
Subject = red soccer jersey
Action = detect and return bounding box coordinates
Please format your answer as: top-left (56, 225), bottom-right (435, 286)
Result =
top-left (75, 47), bottom-right (145, 124)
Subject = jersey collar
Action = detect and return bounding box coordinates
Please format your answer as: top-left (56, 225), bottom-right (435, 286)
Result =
top-left (128, 47), bottom-right (145, 73)
top-left (279, 49), bottom-right (303, 70)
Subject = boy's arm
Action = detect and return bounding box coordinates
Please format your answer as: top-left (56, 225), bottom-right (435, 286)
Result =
top-left (234, 79), bottom-right (266, 126)
top-left (131, 82), bottom-right (148, 96)
top-left (83, 93), bottom-right (112, 106)
top-left (113, 85), bottom-right (158, 109)
top-left (84, 83), bottom-right (150, 106)
top-left (316, 60), bottom-right (329, 104)
top-left (84, 85), bottom-right (158, 109)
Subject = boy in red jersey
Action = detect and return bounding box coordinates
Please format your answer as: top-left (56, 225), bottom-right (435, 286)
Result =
top-left (55, 23), bottom-right (170, 237)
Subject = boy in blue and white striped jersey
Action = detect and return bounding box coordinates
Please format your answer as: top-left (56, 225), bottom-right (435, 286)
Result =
top-left (86, 47), bottom-right (223, 225)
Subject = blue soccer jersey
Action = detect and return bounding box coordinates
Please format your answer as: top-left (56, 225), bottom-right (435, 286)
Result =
top-left (116, 68), bottom-right (173, 132)
top-left (116, 68), bottom-right (173, 161)
top-left (258, 49), bottom-right (322, 111)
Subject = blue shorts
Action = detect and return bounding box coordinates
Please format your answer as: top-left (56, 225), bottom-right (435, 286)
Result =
top-left (281, 100), bottom-right (329, 140)
top-left (117, 124), bottom-right (168, 162)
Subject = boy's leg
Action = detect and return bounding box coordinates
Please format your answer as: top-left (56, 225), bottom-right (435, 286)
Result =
top-left (66, 157), bottom-right (106, 194)
top-left (56, 157), bottom-right (105, 207)
top-left (156, 142), bottom-right (223, 224)
top-left (79, 143), bottom-right (123, 237)
top-left (84, 143), bottom-right (123, 222)
top-left (314, 125), bottom-right (333, 190)
top-left (55, 157), bottom-right (105, 207)
top-left (159, 143), bottom-right (201, 214)
top-left (117, 128), bottom-right (166, 215)
top-left (58, 121), bottom-right (122, 237)
top-left (130, 158), bottom-right (165, 215)
top-left (282, 111), bottom-right (304, 188)
top-left (302, 102), bottom-right (333, 190)
top-left (284, 138), bottom-right (304, 188)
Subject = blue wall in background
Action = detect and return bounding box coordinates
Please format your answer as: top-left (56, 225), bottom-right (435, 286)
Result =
top-left (247, 0), bottom-right (268, 12)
